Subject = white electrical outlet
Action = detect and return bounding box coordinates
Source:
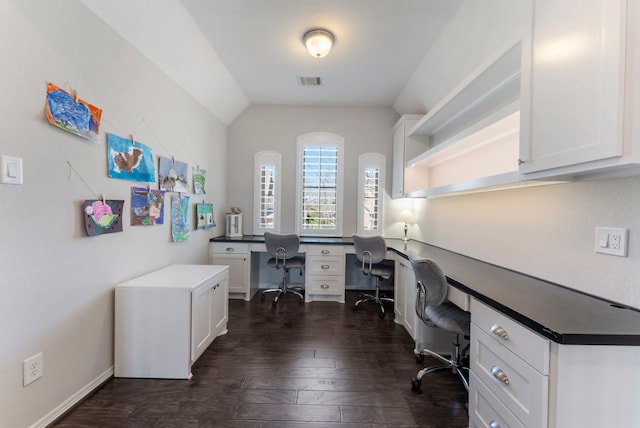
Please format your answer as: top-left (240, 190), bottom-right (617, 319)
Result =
top-left (595, 227), bottom-right (628, 257)
top-left (23, 352), bottom-right (43, 386)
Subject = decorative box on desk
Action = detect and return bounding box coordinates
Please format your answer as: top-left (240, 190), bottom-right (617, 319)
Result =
top-left (114, 264), bottom-right (229, 379)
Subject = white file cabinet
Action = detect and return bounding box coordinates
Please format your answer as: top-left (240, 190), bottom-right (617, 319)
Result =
top-left (210, 242), bottom-right (252, 300)
top-left (305, 245), bottom-right (345, 302)
top-left (114, 264), bottom-right (229, 379)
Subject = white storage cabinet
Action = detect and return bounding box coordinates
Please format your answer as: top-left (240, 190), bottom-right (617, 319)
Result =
top-left (210, 242), bottom-right (252, 300)
top-left (305, 245), bottom-right (345, 303)
top-left (115, 264), bottom-right (229, 379)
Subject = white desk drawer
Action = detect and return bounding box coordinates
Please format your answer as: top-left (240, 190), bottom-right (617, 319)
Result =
top-left (210, 243), bottom-right (249, 254)
top-left (307, 255), bottom-right (344, 275)
top-left (469, 372), bottom-right (525, 428)
top-left (447, 284), bottom-right (469, 311)
top-left (307, 246), bottom-right (345, 256)
top-left (307, 277), bottom-right (343, 295)
top-left (471, 298), bottom-right (549, 374)
top-left (471, 324), bottom-right (548, 428)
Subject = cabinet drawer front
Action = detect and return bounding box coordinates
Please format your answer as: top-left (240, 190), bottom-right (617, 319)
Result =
top-left (307, 255), bottom-right (344, 275)
top-left (307, 245), bottom-right (345, 256)
top-left (210, 243), bottom-right (249, 254)
top-left (471, 298), bottom-right (549, 374)
top-left (307, 277), bottom-right (343, 294)
top-left (469, 372), bottom-right (525, 428)
top-left (471, 324), bottom-right (548, 428)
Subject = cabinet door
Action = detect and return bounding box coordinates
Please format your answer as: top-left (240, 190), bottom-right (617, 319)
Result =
top-left (211, 279), bottom-right (228, 336)
top-left (520, 0), bottom-right (626, 175)
top-left (191, 281), bottom-right (214, 362)
top-left (212, 254), bottom-right (247, 295)
top-left (394, 259), bottom-right (407, 322)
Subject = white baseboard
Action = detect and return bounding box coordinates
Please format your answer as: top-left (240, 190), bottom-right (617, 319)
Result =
top-left (31, 366), bottom-right (114, 428)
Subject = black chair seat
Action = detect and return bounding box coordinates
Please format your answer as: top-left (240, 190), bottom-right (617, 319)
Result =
top-left (267, 256), bottom-right (305, 269)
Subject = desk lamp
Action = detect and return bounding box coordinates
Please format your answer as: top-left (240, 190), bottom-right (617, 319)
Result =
top-left (399, 210), bottom-right (414, 242)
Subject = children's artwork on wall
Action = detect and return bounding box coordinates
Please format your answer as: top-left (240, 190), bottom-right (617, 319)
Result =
top-left (196, 203), bottom-right (215, 230)
top-left (84, 199), bottom-right (124, 236)
top-left (45, 82), bottom-right (103, 143)
top-left (171, 194), bottom-right (191, 242)
top-left (107, 133), bottom-right (156, 182)
top-left (131, 187), bottom-right (165, 226)
top-left (159, 156), bottom-right (188, 193)
top-left (192, 167), bottom-right (206, 195)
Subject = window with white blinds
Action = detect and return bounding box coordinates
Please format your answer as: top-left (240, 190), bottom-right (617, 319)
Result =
top-left (296, 133), bottom-right (344, 237)
top-left (357, 153), bottom-right (385, 235)
top-left (253, 151), bottom-right (281, 234)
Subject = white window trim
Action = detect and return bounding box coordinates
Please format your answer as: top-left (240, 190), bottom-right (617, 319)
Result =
top-left (357, 153), bottom-right (385, 236)
top-left (253, 151), bottom-right (281, 235)
top-left (295, 132), bottom-right (344, 237)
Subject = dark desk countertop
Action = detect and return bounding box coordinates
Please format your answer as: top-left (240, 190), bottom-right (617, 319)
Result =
top-left (211, 235), bottom-right (640, 346)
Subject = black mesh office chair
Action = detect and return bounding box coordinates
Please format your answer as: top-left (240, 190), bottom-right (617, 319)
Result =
top-left (352, 235), bottom-right (394, 318)
top-left (260, 232), bottom-right (305, 306)
top-left (410, 258), bottom-right (470, 392)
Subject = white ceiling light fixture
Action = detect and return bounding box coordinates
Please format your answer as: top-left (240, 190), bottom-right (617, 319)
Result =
top-left (303, 28), bottom-right (335, 58)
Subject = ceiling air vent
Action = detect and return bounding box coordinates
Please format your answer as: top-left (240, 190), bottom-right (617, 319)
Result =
top-left (298, 76), bottom-right (322, 86)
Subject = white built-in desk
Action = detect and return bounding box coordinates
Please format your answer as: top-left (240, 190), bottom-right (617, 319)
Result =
top-left (211, 236), bottom-right (640, 427)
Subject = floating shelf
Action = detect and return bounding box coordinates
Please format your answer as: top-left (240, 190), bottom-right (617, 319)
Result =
top-left (408, 39), bottom-right (523, 148)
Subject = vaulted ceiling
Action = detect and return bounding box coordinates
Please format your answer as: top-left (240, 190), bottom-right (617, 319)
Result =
top-left (82, 0), bottom-right (464, 124)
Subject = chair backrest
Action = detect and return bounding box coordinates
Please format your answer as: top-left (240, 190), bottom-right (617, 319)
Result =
top-left (352, 235), bottom-right (387, 264)
top-left (264, 232), bottom-right (300, 261)
top-left (411, 258), bottom-right (448, 324)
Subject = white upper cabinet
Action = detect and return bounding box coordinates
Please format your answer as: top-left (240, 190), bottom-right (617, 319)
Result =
top-left (520, 0), bottom-right (637, 179)
top-left (392, 115), bottom-right (424, 198)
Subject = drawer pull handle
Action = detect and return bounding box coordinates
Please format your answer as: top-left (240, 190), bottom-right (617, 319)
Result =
top-left (321, 264), bottom-right (330, 269)
top-left (489, 421), bottom-right (501, 428)
top-left (321, 249), bottom-right (330, 254)
top-left (491, 325), bottom-right (509, 340)
top-left (320, 284), bottom-right (330, 289)
top-left (225, 247), bottom-right (234, 252)
top-left (491, 366), bottom-right (510, 385)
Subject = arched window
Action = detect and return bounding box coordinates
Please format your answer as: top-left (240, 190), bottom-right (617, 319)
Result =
top-left (357, 153), bottom-right (385, 235)
top-left (253, 151), bottom-right (281, 234)
top-left (295, 132), bottom-right (344, 237)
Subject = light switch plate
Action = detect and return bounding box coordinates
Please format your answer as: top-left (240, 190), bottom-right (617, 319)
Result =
top-left (1, 155), bottom-right (23, 185)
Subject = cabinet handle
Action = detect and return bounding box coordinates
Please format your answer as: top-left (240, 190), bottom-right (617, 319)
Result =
top-left (491, 366), bottom-right (510, 385)
top-left (489, 421), bottom-right (501, 428)
top-left (517, 158), bottom-right (525, 165)
top-left (225, 247), bottom-right (234, 252)
top-left (321, 249), bottom-right (330, 254)
top-left (321, 264), bottom-right (330, 269)
top-left (490, 324), bottom-right (509, 340)
top-left (320, 284), bottom-right (330, 289)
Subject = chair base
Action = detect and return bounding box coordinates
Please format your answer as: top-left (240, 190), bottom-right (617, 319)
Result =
top-left (411, 334), bottom-right (469, 393)
top-left (353, 284), bottom-right (393, 318)
top-left (260, 284), bottom-right (304, 306)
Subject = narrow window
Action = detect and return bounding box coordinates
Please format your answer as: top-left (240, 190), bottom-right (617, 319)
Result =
top-left (253, 151), bottom-right (281, 234)
top-left (296, 133), bottom-right (344, 237)
top-left (357, 153), bottom-right (385, 235)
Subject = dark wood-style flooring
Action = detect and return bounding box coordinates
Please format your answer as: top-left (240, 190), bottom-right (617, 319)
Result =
top-left (53, 290), bottom-right (468, 427)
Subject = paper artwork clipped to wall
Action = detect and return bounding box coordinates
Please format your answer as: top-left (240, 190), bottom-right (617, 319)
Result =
top-left (107, 133), bottom-right (156, 182)
top-left (159, 156), bottom-right (188, 193)
top-left (171, 194), bottom-right (191, 242)
top-left (131, 187), bottom-right (165, 226)
top-left (192, 167), bottom-right (206, 195)
top-left (45, 82), bottom-right (103, 143)
top-left (84, 199), bottom-right (124, 236)
top-left (196, 203), bottom-right (215, 230)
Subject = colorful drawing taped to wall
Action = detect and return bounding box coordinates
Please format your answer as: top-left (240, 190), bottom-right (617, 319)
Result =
top-left (45, 82), bottom-right (103, 143)
top-left (131, 187), bottom-right (165, 226)
top-left (107, 133), bottom-right (156, 182)
top-left (171, 194), bottom-right (191, 242)
top-left (84, 199), bottom-right (124, 236)
top-left (196, 203), bottom-right (215, 230)
top-left (193, 167), bottom-right (206, 195)
top-left (159, 156), bottom-right (188, 193)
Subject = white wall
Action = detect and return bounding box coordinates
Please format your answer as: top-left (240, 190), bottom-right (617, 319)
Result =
top-left (0, 2), bottom-right (227, 426)
top-left (227, 105), bottom-right (398, 236)
top-left (392, 0), bottom-right (640, 310)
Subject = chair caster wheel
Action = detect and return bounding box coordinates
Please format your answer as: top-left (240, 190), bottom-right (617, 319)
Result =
top-left (415, 353), bottom-right (425, 363)
top-left (352, 305), bottom-right (358, 311)
top-left (260, 294), bottom-right (266, 302)
top-left (271, 300), bottom-right (277, 307)
top-left (411, 377), bottom-right (422, 391)
top-left (379, 310), bottom-right (385, 318)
